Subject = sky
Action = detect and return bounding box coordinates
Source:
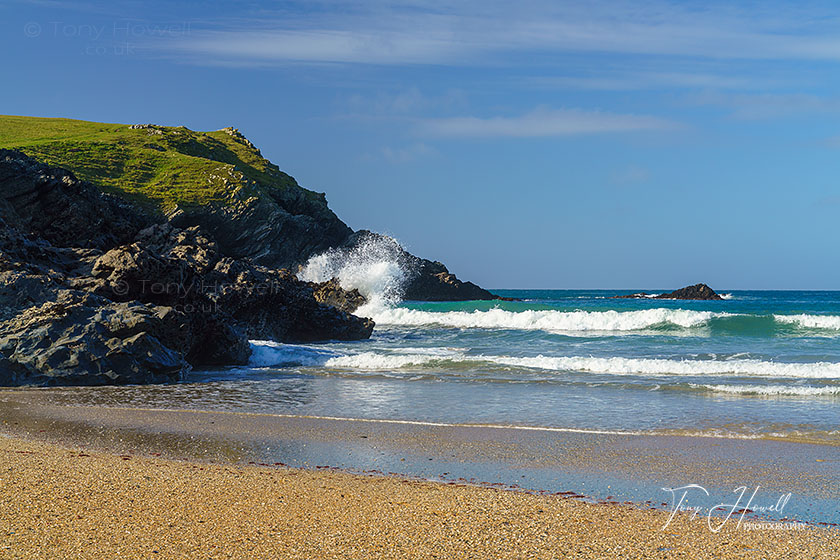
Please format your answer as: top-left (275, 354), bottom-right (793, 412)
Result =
top-left (2, 0), bottom-right (840, 289)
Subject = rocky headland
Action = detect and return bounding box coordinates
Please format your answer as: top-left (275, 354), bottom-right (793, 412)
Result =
top-left (0, 149), bottom-right (373, 385)
top-left (0, 116), bottom-right (501, 385)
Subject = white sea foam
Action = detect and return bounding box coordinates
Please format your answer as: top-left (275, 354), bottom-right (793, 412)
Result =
top-left (694, 384), bottom-right (840, 396)
top-left (720, 293), bottom-right (734, 300)
top-left (367, 307), bottom-right (723, 333)
top-left (299, 234), bottom-right (408, 308)
top-left (250, 341), bottom-right (840, 379)
top-left (324, 352), bottom-right (441, 369)
top-left (483, 355), bottom-right (840, 379)
top-left (774, 314), bottom-right (840, 330)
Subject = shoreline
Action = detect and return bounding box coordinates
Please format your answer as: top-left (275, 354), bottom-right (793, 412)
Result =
top-left (2, 393), bottom-right (840, 525)
top-left (1, 432), bottom-right (838, 559)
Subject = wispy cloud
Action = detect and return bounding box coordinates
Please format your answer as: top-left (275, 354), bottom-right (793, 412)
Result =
top-left (530, 71), bottom-right (783, 92)
top-left (151, 1), bottom-right (840, 66)
top-left (381, 142), bottom-right (438, 162)
top-left (418, 107), bottom-right (678, 138)
top-left (686, 92), bottom-right (840, 119)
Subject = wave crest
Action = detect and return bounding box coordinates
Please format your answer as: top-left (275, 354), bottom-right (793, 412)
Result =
top-left (368, 307), bottom-right (722, 333)
top-left (774, 314), bottom-right (840, 330)
top-left (694, 383), bottom-right (840, 396)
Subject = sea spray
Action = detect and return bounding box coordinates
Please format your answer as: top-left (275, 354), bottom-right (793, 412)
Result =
top-left (298, 233), bottom-right (411, 311)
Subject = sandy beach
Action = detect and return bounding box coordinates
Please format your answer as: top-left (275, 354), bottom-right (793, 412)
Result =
top-left (0, 429), bottom-right (836, 559)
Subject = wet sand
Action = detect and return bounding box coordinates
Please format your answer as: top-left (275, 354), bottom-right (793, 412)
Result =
top-left (0, 392), bottom-right (838, 558)
top-left (1, 393), bottom-right (839, 524)
top-left (1, 433), bottom-right (837, 559)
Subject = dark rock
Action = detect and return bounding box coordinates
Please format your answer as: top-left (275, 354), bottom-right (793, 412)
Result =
top-left (0, 291), bottom-right (189, 386)
top-left (0, 150), bottom-right (374, 386)
top-left (612, 283), bottom-right (724, 300)
top-left (0, 149), bottom-right (148, 250)
top-left (167, 175), bottom-right (352, 271)
top-left (91, 224), bottom-right (374, 357)
top-left (403, 259), bottom-right (499, 302)
top-left (310, 278), bottom-right (367, 314)
top-left (208, 258), bottom-right (374, 343)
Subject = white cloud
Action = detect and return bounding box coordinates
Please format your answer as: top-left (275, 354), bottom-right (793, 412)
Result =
top-left (418, 107), bottom-right (677, 138)
top-left (153, 1), bottom-right (840, 66)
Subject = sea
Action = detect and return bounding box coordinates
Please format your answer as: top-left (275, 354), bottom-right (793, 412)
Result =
top-left (9, 240), bottom-right (840, 524)
top-left (35, 288), bottom-right (840, 446)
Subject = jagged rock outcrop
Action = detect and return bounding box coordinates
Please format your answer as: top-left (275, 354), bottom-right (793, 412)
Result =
top-left (612, 283), bottom-right (724, 300)
top-left (0, 149), bottom-right (147, 250)
top-left (310, 278), bottom-right (367, 314)
top-left (0, 291), bottom-right (189, 386)
top-left (0, 150), bottom-right (374, 386)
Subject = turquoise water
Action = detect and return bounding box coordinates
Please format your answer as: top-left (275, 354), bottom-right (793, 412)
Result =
top-left (36, 290), bottom-right (840, 444)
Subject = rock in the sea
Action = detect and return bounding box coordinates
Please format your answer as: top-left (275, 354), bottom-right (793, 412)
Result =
top-left (612, 283), bottom-right (724, 300)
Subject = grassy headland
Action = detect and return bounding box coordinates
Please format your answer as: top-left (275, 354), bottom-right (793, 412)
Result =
top-left (0, 115), bottom-right (319, 214)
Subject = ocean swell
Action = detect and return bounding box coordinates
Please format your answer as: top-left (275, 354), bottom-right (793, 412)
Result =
top-left (693, 383), bottom-right (840, 396)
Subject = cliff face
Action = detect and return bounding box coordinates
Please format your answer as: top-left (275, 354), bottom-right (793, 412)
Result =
top-left (0, 116), bottom-right (498, 302)
top-left (0, 149), bottom-right (372, 386)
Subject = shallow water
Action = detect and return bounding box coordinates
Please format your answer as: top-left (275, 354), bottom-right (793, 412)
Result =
top-left (25, 290), bottom-right (840, 445)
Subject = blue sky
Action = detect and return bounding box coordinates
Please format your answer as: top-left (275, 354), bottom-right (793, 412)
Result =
top-left (3, 0), bottom-right (840, 289)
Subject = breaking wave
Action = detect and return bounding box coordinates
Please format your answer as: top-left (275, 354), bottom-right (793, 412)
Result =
top-left (774, 314), bottom-right (840, 331)
top-left (367, 307), bottom-right (723, 333)
top-left (298, 234), bottom-right (409, 309)
top-left (249, 341), bottom-right (840, 379)
top-left (249, 341), bottom-right (462, 370)
top-left (694, 384), bottom-right (840, 396)
top-left (484, 355), bottom-right (840, 379)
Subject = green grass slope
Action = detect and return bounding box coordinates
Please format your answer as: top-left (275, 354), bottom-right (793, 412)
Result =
top-left (0, 115), bottom-right (320, 213)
